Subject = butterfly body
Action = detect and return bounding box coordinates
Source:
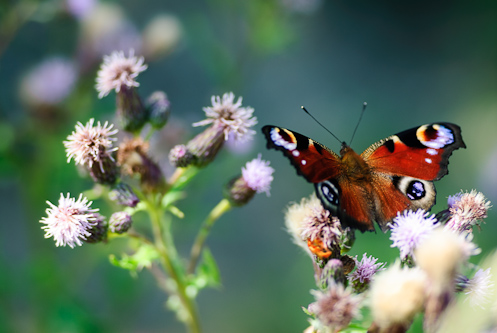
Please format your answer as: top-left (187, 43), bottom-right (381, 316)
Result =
top-left (262, 123), bottom-right (466, 232)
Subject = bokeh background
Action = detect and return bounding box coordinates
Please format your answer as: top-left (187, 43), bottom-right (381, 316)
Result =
top-left (1, 1), bottom-right (496, 332)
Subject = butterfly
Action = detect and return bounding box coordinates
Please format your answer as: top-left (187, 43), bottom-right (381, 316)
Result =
top-left (262, 123), bottom-right (466, 232)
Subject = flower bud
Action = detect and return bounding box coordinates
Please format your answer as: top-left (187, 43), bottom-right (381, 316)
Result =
top-left (187, 122), bottom-right (226, 167)
top-left (116, 86), bottom-right (147, 132)
top-left (169, 144), bottom-right (194, 168)
top-left (89, 154), bottom-right (119, 185)
top-left (109, 211), bottom-right (132, 234)
top-left (84, 213), bottom-right (108, 243)
top-left (320, 259), bottom-right (345, 288)
top-left (109, 183), bottom-right (139, 207)
top-left (146, 91), bottom-right (171, 129)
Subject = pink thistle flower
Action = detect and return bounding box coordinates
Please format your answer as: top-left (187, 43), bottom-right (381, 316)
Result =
top-left (225, 155), bottom-right (274, 206)
top-left (95, 49), bottom-right (147, 98)
top-left (40, 193), bottom-right (98, 248)
top-left (64, 118), bottom-right (118, 172)
top-left (349, 253), bottom-right (386, 292)
top-left (389, 210), bottom-right (439, 259)
top-left (446, 190), bottom-right (491, 233)
top-left (309, 283), bottom-right (362, 332)
top-left (193, 92), bottom-right (257, 142)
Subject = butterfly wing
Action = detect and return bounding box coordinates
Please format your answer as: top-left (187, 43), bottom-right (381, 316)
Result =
top-left (262, 126), bottom-right (342, 183)
top-left (362, 122), bottom-right (466, 230)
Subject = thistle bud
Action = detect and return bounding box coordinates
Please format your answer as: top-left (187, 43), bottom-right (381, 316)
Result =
top-left (109, 211), bottom-right (132, 234)
top-left (187, 122), bottom-right (226, 167)
top-left (89, 153), bottom-right (119, 185)
top-left (84, 213), bottom-right (108, 243)
top-left (169, 144), bottom-right (194, 168)
top-left (146, 91), bottom-right (171, 129)
top-left (320, 259), bottom-right (345, 288)
top-left (109, 183), bottom-right (139, 207)
top-left (116, 86), bottom-right (147, 132)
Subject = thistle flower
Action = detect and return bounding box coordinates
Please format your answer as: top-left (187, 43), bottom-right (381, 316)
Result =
top-left (188, 92), bottom-right (257, 166)
top-left (95, 49), bottom-right (147, 98)
top-left (461, 268), bottom-right (494, 309)
top-left (389, 209), bottom-right (439, 260)
top-left (40, 193), bottom-right (98, 248)
top-left (300, 202), bottom-right (342, 259)
top-left (20, 57), bottom-right (77, 106)
top-left (309, 283), bottom-right (362, 332)
top-left (445, 190), bottom-right (491, 233)
top-left (415, 228), bottom-right (480, 291)
top-left (96, 50), bottom-right (148, 132)
top-left (109, 211), bottom-right (133, 234)
top-left (225, 155), bottom-right (274, 206)
top-left (65, 0), bottom-right (97, 19)
top-left (349, 253), bottom-right (386, 293)
top-left (64, 118), bottom-right (119, 184)
top-left (284, 193), bottom-right (320, 253)
top-left (370, 263), bottom-right (428, 331)
top-left (84, 213), bottom-right (108, 243)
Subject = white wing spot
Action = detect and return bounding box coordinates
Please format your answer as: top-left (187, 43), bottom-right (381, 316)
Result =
top-left (270, 128), bottom-right (297, 150)
top-left (425, 158), bottom-right (432, 164)
top-left (301, 160), bottom-right (307, 165)
top-left (426, 148), bottom-right (438, 156)
top-left (292, 150), bottom-right (300, 157)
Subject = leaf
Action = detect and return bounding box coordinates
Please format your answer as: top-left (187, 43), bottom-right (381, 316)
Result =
top-left (193, 248), bottom-right (221, 289)
top-left (109, 244), bottom-right (160, 274)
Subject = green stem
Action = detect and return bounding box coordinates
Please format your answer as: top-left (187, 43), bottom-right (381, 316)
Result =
top-left (146, 197), bottom-right (201, 333)
top-left (188, 198), bottom-right (232, 275)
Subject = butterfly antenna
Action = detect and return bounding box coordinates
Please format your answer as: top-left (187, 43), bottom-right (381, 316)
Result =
top-left (301, 106), bottom-right (342, 144)
top-left (349, 102), bottom-right (367, 145)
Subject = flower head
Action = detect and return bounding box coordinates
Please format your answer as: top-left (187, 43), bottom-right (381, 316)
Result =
top-left (95, 49), bottom-right (147, 98)
top-left (415, 228), bottom-right (480, 291)
top-left (446, 190), bottom-right (491, 233)
top-left (193, 92), bottom-right (257, 142)
top-left (462, 268), bottom-right (494, 309)
top-left (309, 283), bottom-right (362, 332)
top-left (241, 154), bottom-right (274, 195)
top-left (349, 253), bottom-right (386, 292)
top-left (64, 118), bottom-right (118, 174)
top-left (21, 57), bottom-right (77, 106)
top-left (389, 209), bottom-right (439, 259)
top-left (370, 263), bottom-right (428, 330)
top-left (300, 202), bottom-right (342, 258)
top-left (40, 193), bottom-right (98, 248)
top-left (109, 211), bottom-right (133, 234)
top-left (284, 193), bottom-right (320, 253)
top-left (225, 155), bottom-right (274, 206)
top-left (84, 213), bottom-right (108, 243)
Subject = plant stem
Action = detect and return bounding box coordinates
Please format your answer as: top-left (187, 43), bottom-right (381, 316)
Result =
top-left (146, 197), bottom-right (201, 333)
top-left (188, 198), bottom-right (232, 275)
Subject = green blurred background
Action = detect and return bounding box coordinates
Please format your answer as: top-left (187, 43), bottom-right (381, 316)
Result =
top-left (1, 1), bottom-right (496, 332)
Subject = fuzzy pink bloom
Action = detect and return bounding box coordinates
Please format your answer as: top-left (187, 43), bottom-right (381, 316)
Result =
top-left (95, 49), bottom-right (147, 98)
top-left (64, 118), bottom-right (118, 172)
top-left (193, 92), bottom-right (257, 142)
top-left (40, 193), bottom-right (98, 248)
top-left (241, 154), bottom-right (274, 195)
top-left (446, 190), bottom-right (491, 232)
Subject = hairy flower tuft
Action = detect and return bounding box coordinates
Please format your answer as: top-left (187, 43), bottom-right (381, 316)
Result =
top-left (463, 268), bottom-right (494, 309)
top-left (349, 253), bottom-right (386, 293)
top-left (390, 209), bottom-right (439, 259)
top-left (193, 92), bottom-right (257, 142)
top-left (96, 49), bottom-right (147, 98)
top-left (309, 283), bottom-right (362, 332)
top-left (225, 155), bottom-right (274, 206)
top-left (64, 118), bottom-right (118, 173)
top-left (446, 190), bottom-right (491, 233)
top-left (284, 193), bottom-right (320, 253)
top-left (40, 193), bottom-right (98, 248)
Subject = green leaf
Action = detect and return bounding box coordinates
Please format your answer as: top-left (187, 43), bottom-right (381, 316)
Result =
top-left (109, 244), bottom-right (160, 274)
top-left (192, 248), bottom-right (221, 289)
top-left (161, 190), bottom-right (186, 209)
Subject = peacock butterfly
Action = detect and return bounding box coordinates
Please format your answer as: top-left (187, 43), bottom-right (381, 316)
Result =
top-left (262, 123), bottom-right (466, 232)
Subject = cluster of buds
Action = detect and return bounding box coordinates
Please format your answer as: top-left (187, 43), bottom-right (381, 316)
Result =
top-left (285, 190), bottom-right (492, 333)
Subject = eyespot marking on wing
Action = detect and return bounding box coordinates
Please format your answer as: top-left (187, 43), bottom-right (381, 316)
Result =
top-left (416, 124), bottom-right (455, 149)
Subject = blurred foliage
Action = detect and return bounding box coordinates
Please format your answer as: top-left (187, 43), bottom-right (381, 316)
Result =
top-left (1, 0), bottom-right (496, 332)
